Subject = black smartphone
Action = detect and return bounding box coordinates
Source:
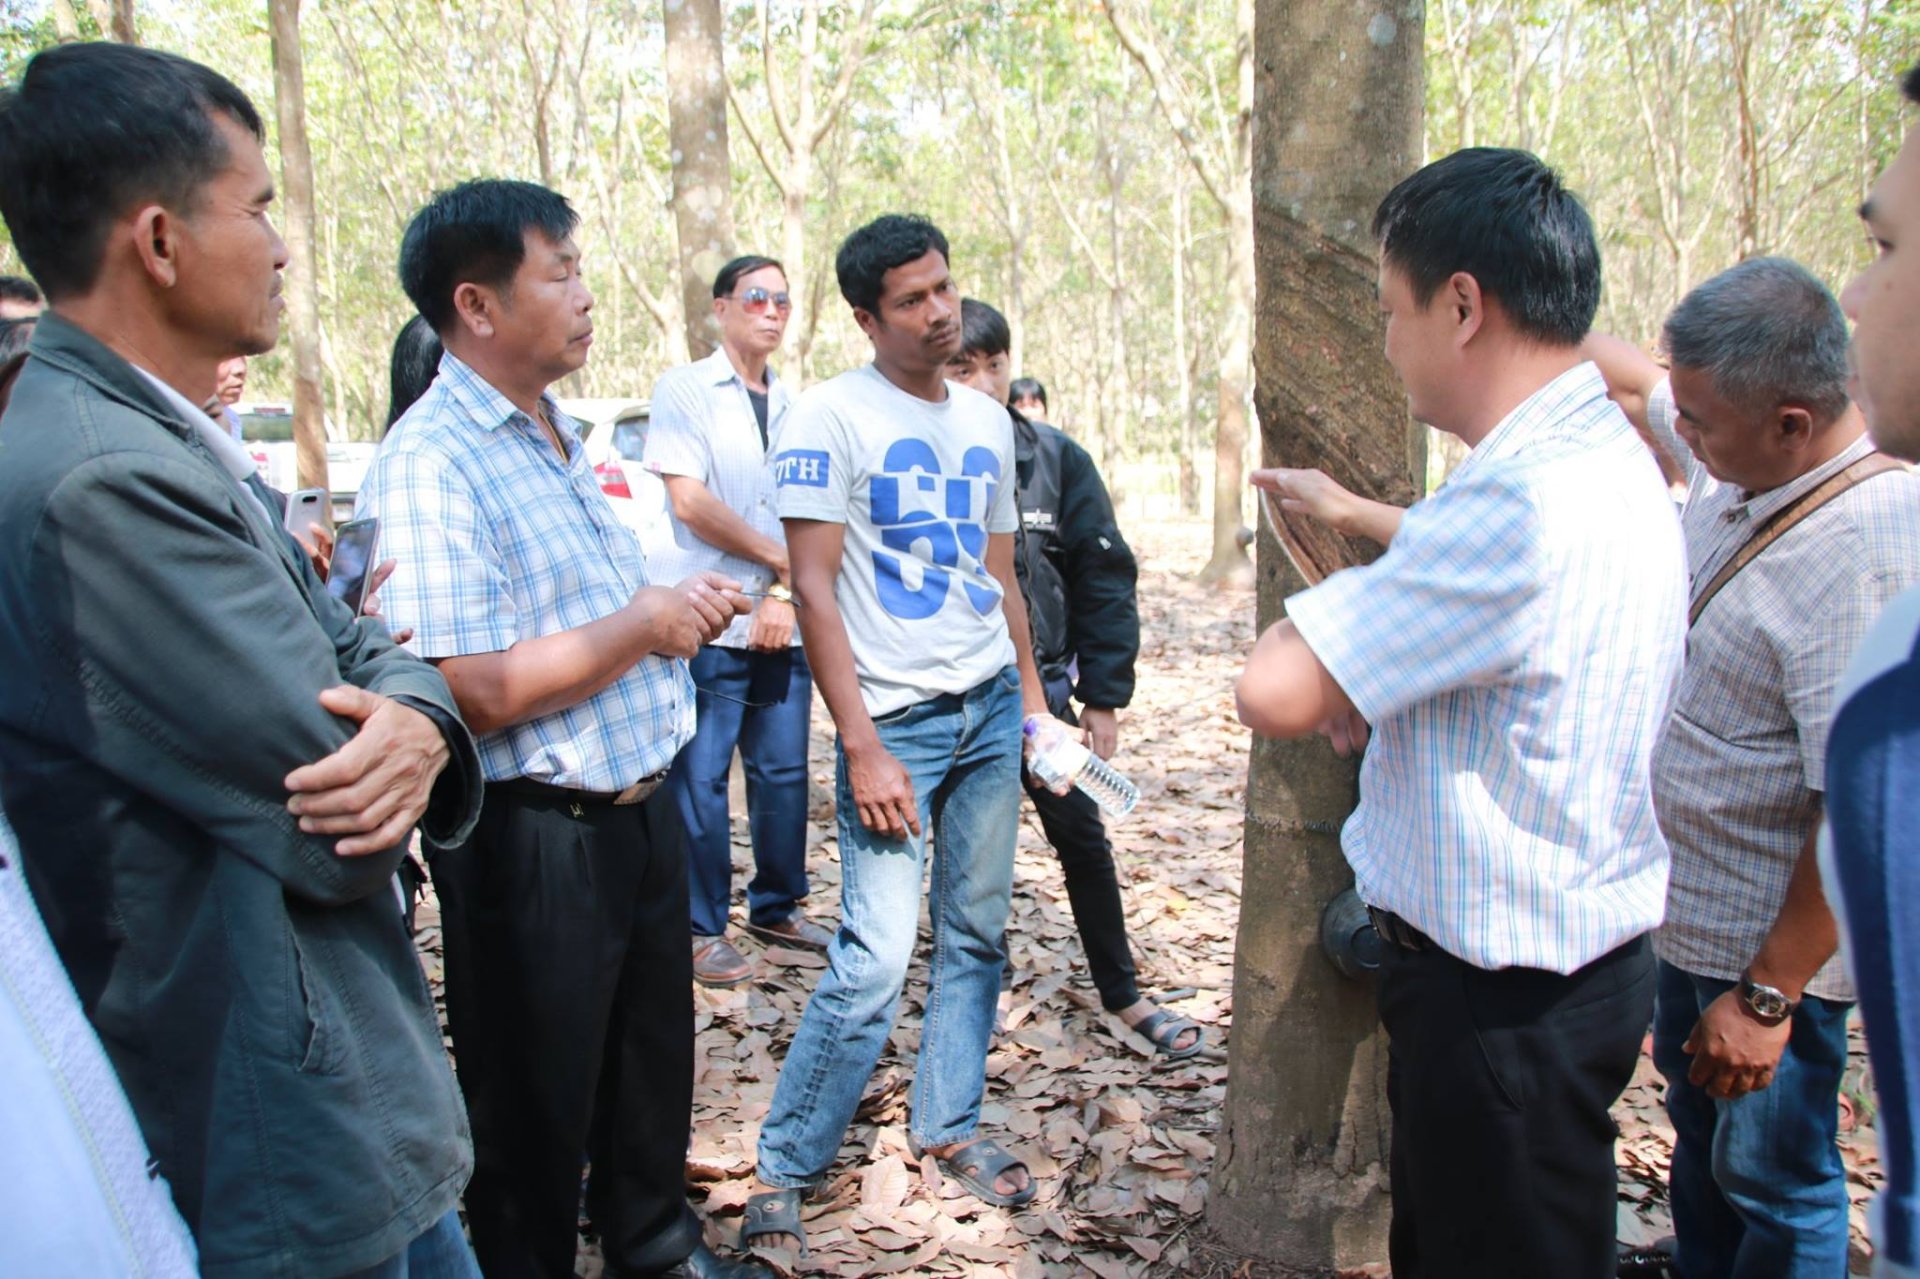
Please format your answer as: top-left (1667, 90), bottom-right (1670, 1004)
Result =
top-left (326, 517), bottom-right (380, 616)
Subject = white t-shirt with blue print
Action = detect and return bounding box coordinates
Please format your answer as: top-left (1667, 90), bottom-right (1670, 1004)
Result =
top-left (773, 364), bottom-right (1019, 718)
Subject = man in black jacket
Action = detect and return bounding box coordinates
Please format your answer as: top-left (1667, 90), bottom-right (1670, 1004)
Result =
top-left (0, 44), bottom-right (484, 1277)
top-left (947, 300), bottom-right (1202, 1058)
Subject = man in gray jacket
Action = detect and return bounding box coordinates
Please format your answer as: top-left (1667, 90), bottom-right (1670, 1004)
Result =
top-left (0, 44), bottom-right (484, 1279)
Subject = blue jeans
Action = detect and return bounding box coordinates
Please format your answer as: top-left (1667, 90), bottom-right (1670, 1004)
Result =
top-left (1653, 961), bottom-right (1852, 1279)
top-left (669, 644), bottom-right (814, 936)
top-left (756, 666), bottom-right (1023, 1188)
top-left (340, 1209), bottom-right (480, 1279)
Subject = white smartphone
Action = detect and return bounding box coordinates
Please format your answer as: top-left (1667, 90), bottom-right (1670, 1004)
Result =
top-left (283, 487), bottom-right (330, 540)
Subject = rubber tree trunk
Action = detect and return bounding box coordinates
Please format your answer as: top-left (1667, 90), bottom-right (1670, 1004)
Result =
top-left (1207, 0), bottom-right (1423, 1268)
top-left (269, 0), bottom-right (330, 494)
top-left (665, 0), bottom-right (735, 362)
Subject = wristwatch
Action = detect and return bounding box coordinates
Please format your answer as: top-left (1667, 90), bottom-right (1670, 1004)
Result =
top-left (1737, 970), bottom-right (1796, 1026)
top-left (764, 581), bottom-right (794, 605)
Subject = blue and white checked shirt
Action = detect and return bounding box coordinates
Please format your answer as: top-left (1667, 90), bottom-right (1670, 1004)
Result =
top-left (356, 352), bottom-right (695, 789)
top-left (643, 347), bottom-right (795, 648)
top-left (1287, 363), bottom-right (1688, 973)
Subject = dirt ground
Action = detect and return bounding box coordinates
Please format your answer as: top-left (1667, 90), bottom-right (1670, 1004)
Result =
top-left (411, 516), bottom-right (1885, 1277)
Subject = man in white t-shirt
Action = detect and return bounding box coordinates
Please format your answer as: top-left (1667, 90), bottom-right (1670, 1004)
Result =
top-left (742, 216), bottom-right (1053, 1252)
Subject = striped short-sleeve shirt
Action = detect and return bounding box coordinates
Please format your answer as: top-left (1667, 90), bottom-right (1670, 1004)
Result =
top-left (1287, 363), bottom-right (1689, 973)
top-left (1648, 380), bottom-right (1920, 1000)
top-left (357, 352), bottom-right (695, 789)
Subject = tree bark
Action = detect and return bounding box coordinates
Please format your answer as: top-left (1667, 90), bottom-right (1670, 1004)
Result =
top-left (51, 0), bottom-right (81, 40)
top-left (1207, 0), bottom-right (1423, 1267)
top-left (664, 0), bottom-right (735, 362)
top-left (269, 0), bottom-right (331, 494)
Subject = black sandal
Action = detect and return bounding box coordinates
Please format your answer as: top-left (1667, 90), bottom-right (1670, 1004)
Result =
top-left (742, 1188), bottom-right (809, 1257)
top-left (912, 1136), bottom-right (1036, 1208)
top-left (1132, 1008), bottom-right (1205, 1060)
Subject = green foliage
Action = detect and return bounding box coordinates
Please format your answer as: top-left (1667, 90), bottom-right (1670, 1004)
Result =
top-left (0, 0), bottom-right (1908, 461)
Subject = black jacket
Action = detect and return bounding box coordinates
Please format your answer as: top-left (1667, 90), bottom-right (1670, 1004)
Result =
top-left (1011, 411), bottom-right (1140, 713)
top-left (0, 315), bottom-right (483, 1277)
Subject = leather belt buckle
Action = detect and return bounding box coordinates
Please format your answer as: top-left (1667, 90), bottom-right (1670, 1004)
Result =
top-left (613, 769), bottom-right (669, 806)
top-left (1366, 905), bottom-right (1429, 953)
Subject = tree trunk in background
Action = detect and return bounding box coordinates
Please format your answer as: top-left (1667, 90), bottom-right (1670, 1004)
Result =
top-left (52, 0), bottom-right (81, 40)
top-left (269, 0), bottom-right (331, 495)
top-left (665, 0), bottom-right (735, 361)
top-left (1207, 0), bottom-right (1423, 1267)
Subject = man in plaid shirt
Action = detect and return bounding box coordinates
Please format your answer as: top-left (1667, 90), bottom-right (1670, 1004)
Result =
top-left (1237, 148), bottom-right (1687, 1279)
top-left (1588, 258), bottom-right (1920, 1279)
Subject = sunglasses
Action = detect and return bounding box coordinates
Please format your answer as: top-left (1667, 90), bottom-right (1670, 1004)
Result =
top-left (732, 286), bottom-right (792, 314)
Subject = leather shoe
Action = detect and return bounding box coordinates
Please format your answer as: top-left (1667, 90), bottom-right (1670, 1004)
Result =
top-left (691, 935), bottom-right (753, 987)
top-left (650, 1242), bottom-right (773, 1278)
top-left (746, 912), bottom-right (834, 952)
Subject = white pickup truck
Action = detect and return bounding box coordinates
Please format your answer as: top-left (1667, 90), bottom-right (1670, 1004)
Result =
top-left (234, 401), bottom-right (377, 523)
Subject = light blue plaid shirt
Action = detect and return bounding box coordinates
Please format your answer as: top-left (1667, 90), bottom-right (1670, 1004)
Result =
top-left (1287, 363), bottom-right (1688, 973)
top-left (357, 352), bottom-right (695, 789)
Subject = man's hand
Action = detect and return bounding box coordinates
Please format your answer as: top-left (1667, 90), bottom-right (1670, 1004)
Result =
top-left (1683, 990), bottom-right (1792, 1100)
top-left (1252, 468), bottom-right (1363, 535)
top-left (844, 738), bottom-right (921, 838)
top-left (360, 558), bottom-right (414, 645)
top-left (631, 572), bottom-right (750, 658)
top-left (1319, 706), bottom-right (1371, 757)
top-left (1081, 707), bottom-right (1119, 761)
top-left (747, 597), bottom-right (796, 651)
top-left (284, 686), bottom-right (451, 856)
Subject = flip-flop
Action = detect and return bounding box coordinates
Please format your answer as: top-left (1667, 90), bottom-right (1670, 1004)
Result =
top-left (911, 1136), bottom-right (1036, 1208)
top-left (742, 1188), bottom-right (809, 1257)
top-left (1132, 1008), bottom-right (1205, 1060)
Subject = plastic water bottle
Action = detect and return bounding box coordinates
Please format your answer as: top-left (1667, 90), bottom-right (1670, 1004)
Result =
top-left (1023, 715), bottom-right (1141, 819)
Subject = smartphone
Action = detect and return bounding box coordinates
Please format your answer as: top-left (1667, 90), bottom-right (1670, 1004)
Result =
top-left (326, 517), bottom-right (380, 616)
top-left (283, 487), bottom-right (330, 540)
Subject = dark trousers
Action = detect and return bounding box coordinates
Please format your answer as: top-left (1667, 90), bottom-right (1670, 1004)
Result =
top-left (432, 784), bottom-right (700, 1279)
top-left (1020, 776), bottom-right (1141, 1010)
top-left (671, 645), bottom-right (814, 937)
top-left (1378, 932), bottom-right (1654, 1279)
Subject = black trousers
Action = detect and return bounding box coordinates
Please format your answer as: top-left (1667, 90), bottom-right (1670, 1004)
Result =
top-left (1378, 932), bottom-right (1654, 1279)
top-left (1020, 776), bottom-right (1141, 1010)
top-left (432, 784), bottom-right (700, 1279)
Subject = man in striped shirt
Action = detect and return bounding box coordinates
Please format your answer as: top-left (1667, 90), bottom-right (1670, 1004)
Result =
top-left (1587, 258), bottom-right (1920, 1279)
top-left (1237, 148), bottom-right (1687, 1279)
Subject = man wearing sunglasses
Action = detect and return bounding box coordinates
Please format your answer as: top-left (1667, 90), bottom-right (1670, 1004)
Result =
top-left (646, 256), bottom-right (828, 988)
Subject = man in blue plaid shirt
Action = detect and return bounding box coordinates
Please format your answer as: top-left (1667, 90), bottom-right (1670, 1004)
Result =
top-left (1237, 149), bottom-right (1687, 1279)
top-left (359, 180), bottom-right (764, 1279)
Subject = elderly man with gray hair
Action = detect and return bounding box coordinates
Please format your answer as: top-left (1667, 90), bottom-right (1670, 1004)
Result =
top-left (1589, 257), bottom-right (1920, 1279)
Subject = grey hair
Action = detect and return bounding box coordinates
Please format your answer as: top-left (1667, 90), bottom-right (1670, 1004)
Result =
top-left (1662, 256), bottom-right (1852, 423)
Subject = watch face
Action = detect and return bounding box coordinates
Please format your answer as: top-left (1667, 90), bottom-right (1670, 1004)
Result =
top-left (1747, 983), bottom-right (1792, 1020)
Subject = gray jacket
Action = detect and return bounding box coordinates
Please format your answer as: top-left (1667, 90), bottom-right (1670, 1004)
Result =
top-left (0, 314), bottom-right (482, 1278)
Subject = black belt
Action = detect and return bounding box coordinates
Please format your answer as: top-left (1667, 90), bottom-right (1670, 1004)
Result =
top-left (491, 769), bottom-right (670, 808)
top-left (1366, 906), bottom-right (1434, 953)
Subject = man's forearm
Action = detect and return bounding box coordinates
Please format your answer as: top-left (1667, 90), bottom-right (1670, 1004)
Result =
top-left (791, 577), bottom-right (878, 751)
top-left (992, 548), bottom-right (1051, 719)
top-left (667, 478), bottom-right (788, 580)
top-left (1748, 814), bottom-right (1841, 1001)
top-left (1346, 499), bottom-right (1405, 546)
top-left (436, 606), bottom-right (662, 735)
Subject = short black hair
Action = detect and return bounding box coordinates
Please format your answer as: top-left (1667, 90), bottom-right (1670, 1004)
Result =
top-left (1009, 377), bottom-right (1047, 411)
top-left (0, 316), bottom-right (33, 363)
top-left (713, 254), bottom-right (784, 298)
top-left (1372, 147), bottom-right (1601, 347)
top-left (398, 179), bottom-right (579, 334)
top-left (386, 313), bottom-right (444, 434)
top-left (834, 214), bottom-right (949, 313)
top-left (0, 275), bottom-right (40, 305)
top-left (1905, 61), bottom-right (1919, 103)
top-left (0, 43), bottom-right (264, 301)
top-left (959, 298), bottom-right (1010, 358)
